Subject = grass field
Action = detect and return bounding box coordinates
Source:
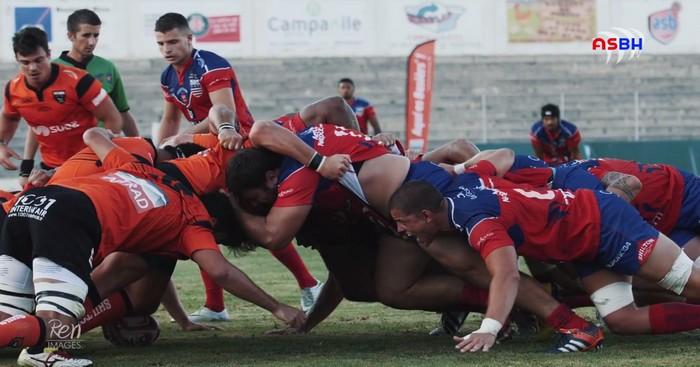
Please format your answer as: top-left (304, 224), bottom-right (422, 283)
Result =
top-left (2, 247), bottom-right (700, 366)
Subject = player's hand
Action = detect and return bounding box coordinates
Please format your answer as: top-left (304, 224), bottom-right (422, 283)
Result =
top-left (27, 168), bottom-right (51, 188)
top-left (159, 133), bottom-right (193, 148)
top-left (438, 163), bottom-right (456, 175)
top-left (453, 332), bottom-right (497, 353)
top-left (0, 145), bottom-right (20, 170)
top-left (272, 303), bottom-right (307, 329)
top-left (218, 129), bottom-right (243, 150)
top-left (372, 133), bottom-right (397, 146)
top-left (179, 320), bottom-right (222, 332)
top-left (317, 154), bottom-right (351, 180)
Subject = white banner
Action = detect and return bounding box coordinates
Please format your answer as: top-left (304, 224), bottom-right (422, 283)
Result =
top-left (253, 0), bottom-right (375, 56)
top-left (377, 0), bottom-right (489, 56)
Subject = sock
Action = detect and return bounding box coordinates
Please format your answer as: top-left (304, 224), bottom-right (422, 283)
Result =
top-left (545, 304), bottom-right (590, 330)
top-left (649, 303), bottom-right (700, 334)
top-left (460, 285), bottom-right (489, 312)
top-left (270, 243), bottom-right (317, 289)
top-left (79, 290), bottom-right (132, 333)
top-left (0, 314), bottom-right (45, 348)
top-left (201, 270), bottom-right (225, 312)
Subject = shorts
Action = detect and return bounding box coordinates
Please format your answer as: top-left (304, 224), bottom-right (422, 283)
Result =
top-left (575, 191), bottom-right (660, 278)
top-left (404, 161), bottom-right (453, 193)
top-left (669, 228), bottom-right (696, 247)
top-left (677, 170), bottom-right (700, 232)
top-left (552, 164), bottom-right (605, 192)
top-left (0, 186), bottom-right (101, 286)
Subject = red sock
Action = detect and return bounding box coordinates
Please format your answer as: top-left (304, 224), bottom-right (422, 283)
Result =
top-left (270, 243), bottom-right (317, 289)
top-left (649, 303), bottom-right (700, 334)
top-left (79, 291), bottom-right (132, 333)
top-left (460, 285), bottom-right (489, 312)
top-left (0, 314), bottom-right (44, 348)
top-left (201, 270), bottom-right (225, 312)
top-left (545, 304), bottom-right (590, 330)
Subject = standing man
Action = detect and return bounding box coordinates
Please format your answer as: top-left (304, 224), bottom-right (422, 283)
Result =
top-left (0, 27), bottom-right (121, 177)
top-left (156, 12), bottom-right (252, 143)
top-left (338, 78), bottom-right (381, 135)
top-left (529, 103), bottom-right (582, 165)
top-left (54, 9), bottom-right (139, 137)
top-left (154, 13), bottom-right (323, 322)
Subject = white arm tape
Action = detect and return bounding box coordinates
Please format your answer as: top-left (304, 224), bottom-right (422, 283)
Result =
top-left (454, 163), bottom-right (466, 175)
top-left (465, 318), bottom-right (502, 339)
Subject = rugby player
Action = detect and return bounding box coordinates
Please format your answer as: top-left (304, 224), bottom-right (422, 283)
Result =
top-left (0, 27), bottom-right (122, 183)
top-left (389, 161), bottom-right (700, 352)
top-left (0, 127), bottom-right (305, 366)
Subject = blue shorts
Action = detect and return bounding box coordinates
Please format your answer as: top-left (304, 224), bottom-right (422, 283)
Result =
top-left (575, 191), bottom-right (660, 278)
top-left (676, 170), bottom-right (700, 231)
top-left (552, 164), bottom-right (605, 192)
top-left (669, 229), bottom-right (696, 247)
top-left (510, 155), bottom-right (549, 171)
top-left (404, 161), bottom-right (453, 193)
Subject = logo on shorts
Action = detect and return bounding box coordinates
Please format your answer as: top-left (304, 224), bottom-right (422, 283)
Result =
top-left (8, 194), bottom-right (57, 221)
top-left (52, 90), bottom-right (66, 104)
top-left (606, 241), bottom-right (632, 268)
top-left (405, 2), bottom-right (464, 33)
top-left (637, 238), bottom-right (656, 263)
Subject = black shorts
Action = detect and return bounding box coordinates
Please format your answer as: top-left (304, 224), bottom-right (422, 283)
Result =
top-left (0, 186), bottom-right (101, 286)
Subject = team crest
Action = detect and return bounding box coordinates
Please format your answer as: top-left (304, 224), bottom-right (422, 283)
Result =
top-left (176, 87), bottom-right (189, 104)
top-left (52, 90), bottom-right (66, 104)
top-left (648, 2), bottom-right (681, 45)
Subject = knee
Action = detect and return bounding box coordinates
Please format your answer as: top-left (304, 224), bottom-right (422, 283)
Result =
top-left (448, 138), bottom-right (479, 160)
top-left (375, 283), bottom-right (411, 309)
top-left (602, 308), bottom-right (642, 335)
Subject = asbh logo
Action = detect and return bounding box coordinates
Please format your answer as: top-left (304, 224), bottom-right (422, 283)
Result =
top-left (592, 28), bottom-right (643, 64)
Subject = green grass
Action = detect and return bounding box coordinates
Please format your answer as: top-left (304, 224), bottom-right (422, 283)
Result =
top-left (3, 248), bottom-right (700, 366)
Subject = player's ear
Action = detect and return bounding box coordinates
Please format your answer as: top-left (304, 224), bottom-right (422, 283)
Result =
top-left (421, 209), bottom-right (433, 223)
top-left (67, 32), bottom-right (75, 42)
top-left (264, 170), bottom-right (278, 189)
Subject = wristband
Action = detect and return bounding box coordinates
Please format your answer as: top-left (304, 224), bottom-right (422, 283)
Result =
top-left (454, 163), bottom-right (466, 175)
top-left (465, 318), bottom-right (502, 338)
top-left (218, 122), bottom-right (236, 134)
top-left (19, 159), bottom-right (34, 177)
top-left (307, 152), bottom-right (324, 171)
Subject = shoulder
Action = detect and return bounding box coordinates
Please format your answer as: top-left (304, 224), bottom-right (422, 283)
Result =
top-left (92, 55), bottom-right (118, 70)
top-left (530, 120), bottom-right (544, 135)
top-left (194, 49), bottom-right (232, 72)
top-left (354, 98), bottom-right (372, 107)
top-left (160, 65), bottom-right (175, 85)
top-left (57, 64), bottom-right (90, 82)
top-left (560, 120), bottom-right (579, 135)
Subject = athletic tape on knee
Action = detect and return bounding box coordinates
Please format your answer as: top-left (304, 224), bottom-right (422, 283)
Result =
top-left (590, 282), bottom-right (634, 318)
top-left (658, 252), bottom-right (693, 295)
top-left (32, 258), bottom-right (87, 319)
top-left (0, 255), bottom-right (34, 315)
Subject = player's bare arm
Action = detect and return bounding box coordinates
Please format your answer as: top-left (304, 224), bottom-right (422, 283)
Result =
top-left (158, 101), bottom-right (182, 144)
top-left (601, 171), bottom-right (643, 202)
top-left (249, 120), bottom-right (351, 180)
top-left (207, 102), bottom-right (242, 150)
top-left (82, 127), bottom-right (117, 161)
top-left (458, 148), bottom-right (515, 177)
top-left (454, 246), bottom-right (519, 353)
top-left (190, 248), bottom-right (306, 328)
top-left (0, 113), bottom-right (21, 169)
top-left (570, 144), bottom-right (582, 160)
top-left (300, 96), bottom-right (360, 130)
top-left (93, 96), bottom-right (122, 133)
top-left (120, 111), bottom-right (140, 137)
top-left (234, 202), bottom-right (312, 250)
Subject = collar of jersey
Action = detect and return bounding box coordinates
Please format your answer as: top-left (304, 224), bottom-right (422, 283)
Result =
top-left (175, 49), bottom-right (197, 84)
top-left (58, 51), bottom-right (93, 70)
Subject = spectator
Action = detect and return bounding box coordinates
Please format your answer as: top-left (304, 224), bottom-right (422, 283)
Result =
top-left (338, 78), bottom-right (381, 135)
top-left (530, 103), bottom-right (581, 165)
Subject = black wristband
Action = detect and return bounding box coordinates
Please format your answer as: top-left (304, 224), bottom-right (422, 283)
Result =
top-left (19, 159), bottom-right (34, 177)
top-left (307, 152), bottom-right (323, 171)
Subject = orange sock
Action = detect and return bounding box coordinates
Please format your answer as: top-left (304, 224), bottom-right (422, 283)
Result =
top-left (0, 314), bottom-right (44, 348)
top-left (201, 270), bottom-right (225, 312)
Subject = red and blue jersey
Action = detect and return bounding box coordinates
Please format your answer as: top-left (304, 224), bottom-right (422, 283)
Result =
top-left (503, 155), bottom-right (554, 187)
top-left (530, 120), bottom-right (581, 165)
top-left (160, 49), bottom-right (254, 134)
top-left (447, 161), bottom-right (602, 263)
top-left (273, 124), bottom-right (389, 208)
top-left (347, 98), bottom-right (376, 134)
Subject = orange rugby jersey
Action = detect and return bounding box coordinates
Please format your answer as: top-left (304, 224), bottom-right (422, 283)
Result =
top-left (50, 146), bottom-right (218, 263)
top-left (3, 63), bottom-right (107, 167)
